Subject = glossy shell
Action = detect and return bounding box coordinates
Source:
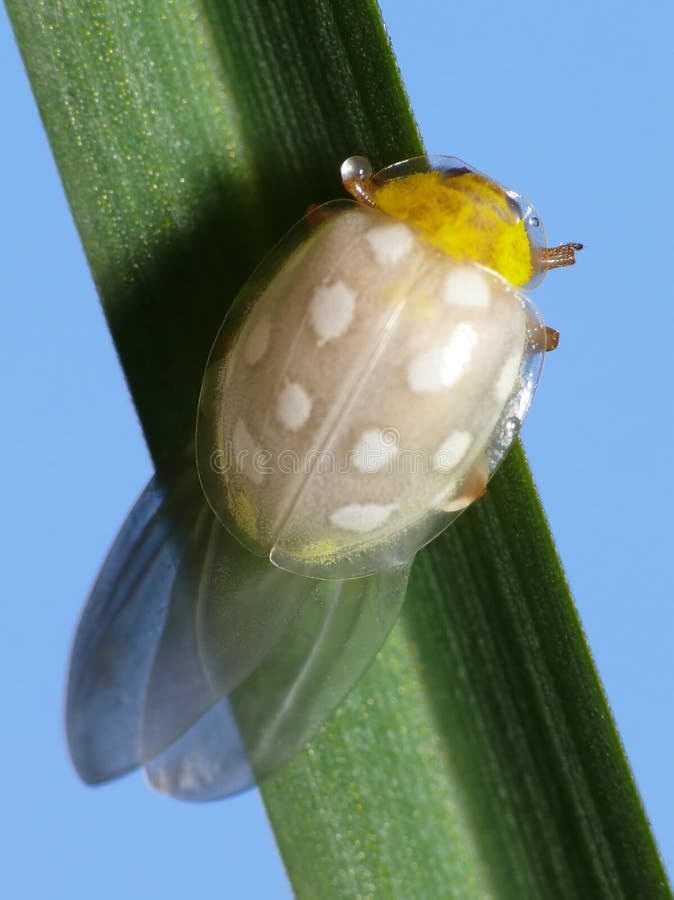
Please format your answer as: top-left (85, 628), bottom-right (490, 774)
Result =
top-left (197, 200), bottom-right (546, 579)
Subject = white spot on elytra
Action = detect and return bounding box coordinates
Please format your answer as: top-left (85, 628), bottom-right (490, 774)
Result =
top-left (494, 351), bottom-right (522, 401)
top-left (244, 316), bottom-right (271, 365)
top-left (366, 223), bottom-right (414, 266)
top-left (444, 266), bottom-right (491, 309)
top-left (276, 382), bottom-right (312, 432)
top-left (407, 323), bottom-right (478, 394)
top-left (310, 281), bottom-right (356, 345)
top-left (329, 502), bottom-right (397, 533)
top-left (433, 431), bottom-right (474, 473)
top-left (232, 418), bottom-right (265, 484)
top-left (351, 428), bottom-right (399, 473)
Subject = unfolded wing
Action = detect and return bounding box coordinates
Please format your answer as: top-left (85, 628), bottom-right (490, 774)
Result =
top-left (67, 457), bottom-right (409, 801)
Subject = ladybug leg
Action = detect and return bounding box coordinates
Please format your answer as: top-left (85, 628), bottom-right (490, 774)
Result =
top-left (544, 326), bottom-right (560, 352)
top-left (541, 242), bottom-right (583, 270)
top-left (536, 325), bottom-right (559, 353)
top-left (533, 325), bottom-right (560, 352)
top-left (440, 461), bottom-right (489, 513)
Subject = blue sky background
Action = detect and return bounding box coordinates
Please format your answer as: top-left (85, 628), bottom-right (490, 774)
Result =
top-left (2, 1), bottom-right (672, 897)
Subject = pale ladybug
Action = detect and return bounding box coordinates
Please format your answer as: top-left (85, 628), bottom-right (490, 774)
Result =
top-left (196, 155), bottom-right (580, 579)
top-left (66, 155), bottom-right (580, 801)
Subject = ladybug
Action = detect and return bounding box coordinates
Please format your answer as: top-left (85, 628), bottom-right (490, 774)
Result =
top-left (67, 156), bottom-right (580, 800)
top-left (197, 155), bottom-right (580, 578)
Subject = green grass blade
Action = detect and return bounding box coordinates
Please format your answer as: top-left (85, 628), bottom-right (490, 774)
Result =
top-left (6, 0), bottom-right (670, 896)
top-left (266, 443), bottom-right (671, 897)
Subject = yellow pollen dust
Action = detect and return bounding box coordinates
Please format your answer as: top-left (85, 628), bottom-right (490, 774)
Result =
top-left (372, 170), bottom-right (534, 287)
top-left (294, 538), bottom-right (340, 565)
top-left (232, 489), bottom-right (258, 539)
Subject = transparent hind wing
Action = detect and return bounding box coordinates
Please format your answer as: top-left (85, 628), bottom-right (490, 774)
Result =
top-left (226, 564), bottom-right (410, 786)
top-left (66, 465), bottom-right (204, 784)
top-left (195, 520), bottom-right (315, 698)
top-left (145, 563), bottom-right (410, 801)
top-left (140, 509), bottom-right (315, 765)
top-left (66, 460), bottom-right (303, 784)
top-left (145, 698), bottom-right (254, 802)
top-left (139, 503), bottom-right (221, 763)
top-left (67, 454), bottom-right (410, 801)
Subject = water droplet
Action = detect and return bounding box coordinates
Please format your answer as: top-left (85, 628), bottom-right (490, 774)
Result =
top-left (341, 156), bottom-right (372, 184)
